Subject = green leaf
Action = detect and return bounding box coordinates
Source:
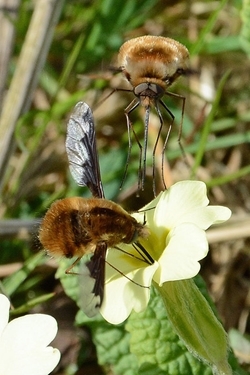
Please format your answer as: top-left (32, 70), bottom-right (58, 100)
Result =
top-left (155, 280), bottom-right (232, 375)
top-left (59, 258), bottom-right (139, 375)
top-left (76, 310), bottom-right (139, 375)
top-left (55, 257), bottom-right (81, 302)
top-left (126, 287), bottom-right (212, 375)
top-left (58, 259), bottom-right (245, 375)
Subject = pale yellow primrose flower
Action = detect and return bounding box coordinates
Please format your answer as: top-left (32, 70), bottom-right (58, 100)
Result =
top-left (100, 181), bottom-right (231, 324)
top-left (0, 294), bottom-right (60, 375)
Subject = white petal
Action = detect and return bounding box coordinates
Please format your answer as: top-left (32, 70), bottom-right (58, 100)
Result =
top-left (174, 205), bottom-right (231, 230)
top-left (105, 246), bottom-right (153, 280)
top-left (0, 294), bottom-right (10, 336)
top-left (132, 192), bottom-right (164, 228)
top-left (204, 206), bottom-right (232, 224)
top-left (101, 250), bottom-right (158, 324)
top-left (154, 181), bottom-right (209, 229)
top-left (0, 347), bottom-right (60, 375)
top-left (154, 223), bottom-right (208, 285)
top-left (140, 191), bottom-right (163, 212)
top-left (0, 314), bottom-right (60, 375)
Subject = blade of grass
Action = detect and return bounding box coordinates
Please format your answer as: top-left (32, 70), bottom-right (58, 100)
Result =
top-left (167, 131), bottom-right (250, 160)
top-left (2, 252), bottom-right (45, 296)
top-left (191, 70), bottom-right (231, 177)
top-left (0, 0), bottom-right (64, 195)
top-left (53, 32), bottom-right (86, 102)
top-left (206, 165), bottom-right (250, 188)
top-left (240, 0), bottom-right (250, 56)
top-left (189, 0), bottom-right (228, 55)
top-left (9, 293), bottom-right (55, 315)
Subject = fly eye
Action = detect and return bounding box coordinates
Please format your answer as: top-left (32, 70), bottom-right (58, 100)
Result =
top-left (163, 75), bottom-right (170, 82)
top-left (176, 68), bottom-right (186, 75)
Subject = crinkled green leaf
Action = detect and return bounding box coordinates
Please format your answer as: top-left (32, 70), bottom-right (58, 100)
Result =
top-left (55, 258), bottom-right (80, 301)
top-left (126, 287), bottom-right (212, 375)
top-left (76, 309), bottom-right (139, 375)
top-left (58, 259), bottom-right (246, 375)
top-left (58, 258), bottom-right (139, 375)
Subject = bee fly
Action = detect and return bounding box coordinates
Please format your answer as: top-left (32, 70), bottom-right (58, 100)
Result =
top-left (39, 102), bottom-right (152, 317)
top-left (109, 35), bottom-right (190, 195)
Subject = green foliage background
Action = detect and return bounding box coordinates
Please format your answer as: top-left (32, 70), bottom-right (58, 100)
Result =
top-left (0, 1), bottom-right (250, 374)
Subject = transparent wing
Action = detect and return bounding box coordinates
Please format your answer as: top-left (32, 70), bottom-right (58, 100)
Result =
top-left (78, 263), bottom-right (102, 317)
top-left (79, 242), bottom-right (107, 317)
top-left (66, 101), bottom-right (104, 198)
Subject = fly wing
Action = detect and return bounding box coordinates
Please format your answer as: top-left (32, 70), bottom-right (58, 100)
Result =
top-left (79, 241), bottom-right (107, 317)
top-left (66, 101), bottom-right (104, 198)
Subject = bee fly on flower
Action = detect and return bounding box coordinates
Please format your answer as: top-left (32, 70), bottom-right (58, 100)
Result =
top-left (39, 102), bottom-right (153, 317)
top-left (108, 35), bottom-right (190, 195)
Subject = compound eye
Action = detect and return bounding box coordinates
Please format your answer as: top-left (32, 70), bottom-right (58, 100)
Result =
top-left (176, 68), bottom-right (185, 75)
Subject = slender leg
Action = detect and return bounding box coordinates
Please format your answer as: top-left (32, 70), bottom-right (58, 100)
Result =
top-left (152, 102), bottom-right (165, 195)
top-left (164, 91), bottom-right (187, 163)
top-left (65, 256), bottom-right (82, 274)
top-left (122, 99), bottom-right (141, 192)
top-left (141, 106), bottom-right (150, 192)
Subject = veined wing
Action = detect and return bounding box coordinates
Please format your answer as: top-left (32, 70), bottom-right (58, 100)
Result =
top-left (66, 102), bottom-right (104, 198)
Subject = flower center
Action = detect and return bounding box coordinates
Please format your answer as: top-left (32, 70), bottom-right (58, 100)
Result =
top-left (139, 228), bottom-right (169, 262)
